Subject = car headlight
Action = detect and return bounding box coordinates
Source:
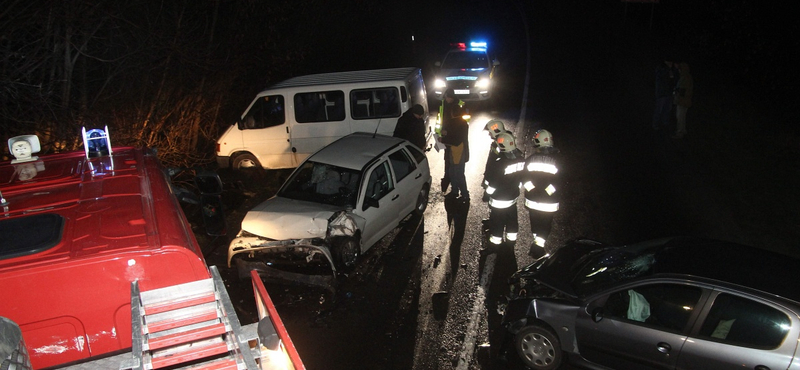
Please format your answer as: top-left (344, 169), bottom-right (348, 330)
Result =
top-left (434, 79), bottom-right (447, 89)
top-left (475, 78), bottom-right (490, 88)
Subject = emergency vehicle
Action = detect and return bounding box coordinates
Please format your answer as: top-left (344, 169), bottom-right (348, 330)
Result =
top-left (432, 42), bottom-right (499, 101)
top-left (0, 129), bottom-right (304, 369)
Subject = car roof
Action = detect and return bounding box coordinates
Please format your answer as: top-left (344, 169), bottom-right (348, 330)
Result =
top-left (649, 237), bottom-right (800, 303)
top-left (307, 133), bottom-right (405, 170)
top-left (267, 67), bottom-right (418, 89)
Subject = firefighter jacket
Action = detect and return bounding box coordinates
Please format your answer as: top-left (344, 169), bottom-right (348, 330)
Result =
top-left (482, 142), bottom-right (500, 188)
top-left (485, 148), bottom-right (524, 209)
top-left (523, 152), bottom-right (560, 213)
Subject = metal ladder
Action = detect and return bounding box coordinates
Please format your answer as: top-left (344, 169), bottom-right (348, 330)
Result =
top-left (129, 266), bottom-right (259, 370)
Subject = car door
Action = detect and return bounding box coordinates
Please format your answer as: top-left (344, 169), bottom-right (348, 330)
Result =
top-left (676, 291), bottom-right (799, 370)
top-left (240, 94), bottom-right (296, 168)
top-left (575, 282), bottom-right (706, 370)
top-left (387, 146), bottom-right (423, 217)
top-left (357, 160), bottom-right (403, 250)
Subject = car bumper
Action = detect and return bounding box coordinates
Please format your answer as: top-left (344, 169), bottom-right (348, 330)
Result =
top-left (228, 235), bottom-right (338, 277)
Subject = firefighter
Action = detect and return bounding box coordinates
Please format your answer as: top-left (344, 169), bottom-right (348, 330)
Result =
top-left (481, 119), bottom-right (508, 203)
top-left (523, 129), bottom-right (561, 253)
top-left (485, 131), bottom-right (525, 246)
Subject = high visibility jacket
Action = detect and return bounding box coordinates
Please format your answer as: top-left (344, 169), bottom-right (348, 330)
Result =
top-left (485, 149), bottom-right (524, 208)
top-left (523, 153), bottom-right (560, 212)
top-left (436, 99), bottom-right (467, 135)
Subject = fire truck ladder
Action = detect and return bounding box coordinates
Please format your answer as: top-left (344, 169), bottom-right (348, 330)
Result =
top-left (129, 266), bottom-right (259, 370)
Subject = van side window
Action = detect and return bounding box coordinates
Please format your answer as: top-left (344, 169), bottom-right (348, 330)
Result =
top-left (243, 95), bottom-right (285, 129)
top-left (350, 88), bottom-right (401, 120)
top-left (294, 91), bottom-right (345, 123)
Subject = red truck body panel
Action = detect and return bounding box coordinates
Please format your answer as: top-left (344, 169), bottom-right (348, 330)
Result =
top-left (0, 147), bottom-right (210, 368)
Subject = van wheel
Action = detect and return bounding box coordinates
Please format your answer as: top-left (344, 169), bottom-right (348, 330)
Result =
top-left (333, 236), bottom-right (359, 270)
top-left (232, 153), bottom-right (261, 170)
top-left (413, 184), bottom-right (429, 216)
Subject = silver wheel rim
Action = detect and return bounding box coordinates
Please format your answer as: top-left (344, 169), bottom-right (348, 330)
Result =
top-left (237, 158), bottom-right (257, 168)
top-left (519, 331), bottom-right (556, 367)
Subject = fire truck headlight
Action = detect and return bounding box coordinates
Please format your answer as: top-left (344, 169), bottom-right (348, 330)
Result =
top-left (434, 79), bottom-right (447, 89)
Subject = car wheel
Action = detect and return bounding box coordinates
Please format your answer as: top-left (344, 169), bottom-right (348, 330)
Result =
top-left (232, 153), bottom-right (261, 170)
top-left (413, 184), bottom-right (429, 216)
top-left (515, 325), bottom-right (562, 370)
top-left (333, 236), bottom-right (359, 269)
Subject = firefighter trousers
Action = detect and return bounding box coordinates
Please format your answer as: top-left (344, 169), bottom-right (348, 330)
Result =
top-left (528, 208), bottom-right (555, 246)
top-left (488, 205), bottom-right (518, 245)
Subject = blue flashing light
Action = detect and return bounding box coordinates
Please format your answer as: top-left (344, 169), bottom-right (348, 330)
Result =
top-left (470, 41), bottom-right (487, 48)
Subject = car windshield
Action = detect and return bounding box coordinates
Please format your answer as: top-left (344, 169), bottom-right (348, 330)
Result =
top-left (278, 161), bottom-right (361, 208)
top-left (571, 243), bottom-right (661, 297)
top-left (442, 51), bottom-right (489, 70)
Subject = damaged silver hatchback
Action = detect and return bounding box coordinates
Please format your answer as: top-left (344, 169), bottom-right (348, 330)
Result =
top-left (228, 132), bottom-right (431, 285)
top-left (500, 237), bottom-right (800, 370)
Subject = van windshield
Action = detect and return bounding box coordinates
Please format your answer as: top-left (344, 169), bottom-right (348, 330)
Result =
top-left (279, 161), bottom-right (361, 208)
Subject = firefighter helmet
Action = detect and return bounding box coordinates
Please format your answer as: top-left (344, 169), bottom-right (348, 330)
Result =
top-left (495, 132), bottom-right (517, 152)
top-left (534, 129), bottom-right (554, 148)
top-left (484, 120), bottom-right (505, 139)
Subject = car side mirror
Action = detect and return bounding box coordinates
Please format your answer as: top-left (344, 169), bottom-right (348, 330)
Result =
top-left (435, 61), bottom-right (441, 67)
top-left (591, 307), bottom-right (604, 323)
top-left (493, 59), bottom-right (500, 66)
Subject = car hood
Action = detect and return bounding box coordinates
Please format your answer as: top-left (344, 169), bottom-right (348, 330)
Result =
top-left (513, 239), bottom-right (613, 298)
top-left (240, 196), bottom-right (343, 240)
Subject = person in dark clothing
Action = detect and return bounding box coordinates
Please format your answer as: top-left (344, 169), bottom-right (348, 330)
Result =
top-left (485, 131), bottom-right (524, 246)
top-left (439, 105), bottom-right (470, 201)
top-left (393, 104), bottom-right (427, 150)
top-left (523, 129), bottom-right (561, 257)
top-left (439, 88), bottom-right (464, 192)
top-left (653, 60), bottom-right (678, 130)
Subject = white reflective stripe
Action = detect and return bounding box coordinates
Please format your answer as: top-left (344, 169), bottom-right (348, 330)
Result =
top-left (534, 236), bottom-right (546, 247)
top-left (486, 185), bottom-right (496, 195)
top-left (523, 181), bottom-right (534, 191)
top-left (489, 235), bottom-right (504, 245)
top-left (504, 162), bottom-right (525, 175)
top-left (489, 198), bottom-right (516, 208)
top-left (525, 199), bottom-right (559, 212)
top-left (527, 162), bottom-right (558, 174)
top-left (506, 232), bottom-right (518, 241)
top-left (545, 184), bottom-right (556, 196)
top-left (483, 179), bottom-right (489, 186)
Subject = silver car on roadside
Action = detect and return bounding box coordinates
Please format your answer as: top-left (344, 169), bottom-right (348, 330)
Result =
top-left (501, 237), bottom-right (800, 370)
top-left (227, 133), bottom-right (431, 285)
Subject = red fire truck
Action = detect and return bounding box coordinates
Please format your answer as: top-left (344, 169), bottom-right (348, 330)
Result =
top-left (0, 128), bottom-right (303, 370)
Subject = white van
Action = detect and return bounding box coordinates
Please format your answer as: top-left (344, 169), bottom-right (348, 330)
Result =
top-left (216, 67), bottom-right (429, 170)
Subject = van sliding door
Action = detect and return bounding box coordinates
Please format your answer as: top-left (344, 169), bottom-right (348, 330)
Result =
top-left (291, 91), bottom-right (348, 162)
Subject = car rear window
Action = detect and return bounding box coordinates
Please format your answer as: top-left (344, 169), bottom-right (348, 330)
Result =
top-left (0, 214), bottom-right (64, 260)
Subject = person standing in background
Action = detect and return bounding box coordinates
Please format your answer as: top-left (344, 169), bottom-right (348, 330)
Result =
top-left (393, 104), bottom-right (427, 150)
top-left (672, 62), bottom-right (693, 139)
top-left (653, 60), bottom-right (677, 130)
